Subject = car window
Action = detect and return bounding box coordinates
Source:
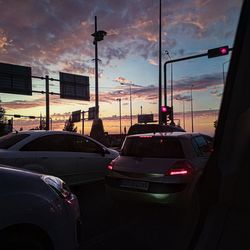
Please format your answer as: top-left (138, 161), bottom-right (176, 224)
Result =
top-left (121, 136), bottom-right (184, 158)
top-left (20, 134), bottom-right (104, 153)
top-left (69, 136), bottom-right (104, 153)
top-left (192, 136), bottom-right (210, 157)
top-left (0, 133), bottom-right (30, 149)
top-left (128, 124), bottom-right (185, 135)
top-left (20, 134), bottom-right (70, 151)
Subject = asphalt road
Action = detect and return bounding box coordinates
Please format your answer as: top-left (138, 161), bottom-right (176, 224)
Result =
top-left (73, 181), bottom-right (199, 250)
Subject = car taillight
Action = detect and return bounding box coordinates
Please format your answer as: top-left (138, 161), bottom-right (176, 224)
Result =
top-left (166, 160), bottom-right (193, 176)
top-left (107, 160), bottom-right (115, 171)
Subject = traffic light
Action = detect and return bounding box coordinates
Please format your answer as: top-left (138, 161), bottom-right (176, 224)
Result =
top-left (207, 46), bottom-right (229, 58)
top-left (160, 106), bottom-right (172, 124)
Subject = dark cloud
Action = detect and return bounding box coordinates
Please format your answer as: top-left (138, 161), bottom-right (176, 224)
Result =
top-left (174, 94), bottom-right (191, 102)
top-left (173, 73), bottom-right (223, 93)
top-left (0, 0), bottom-right (241, 74)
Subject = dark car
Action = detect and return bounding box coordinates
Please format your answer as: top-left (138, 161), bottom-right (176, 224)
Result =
top-left (127, 123), bottom-right (186, 135)
top-left (0, 165), bottom-right (81, 250)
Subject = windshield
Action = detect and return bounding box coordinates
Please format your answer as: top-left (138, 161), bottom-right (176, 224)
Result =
top-left (0, 133), bottom-right (29, 149)
top-left (121, 136), bottom-right (184, 158)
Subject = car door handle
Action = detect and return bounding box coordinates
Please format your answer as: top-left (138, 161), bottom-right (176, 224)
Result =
top-left (40, 157), bottom-right (49, 159)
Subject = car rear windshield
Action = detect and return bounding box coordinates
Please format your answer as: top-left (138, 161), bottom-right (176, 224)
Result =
top-left (128, 124), bottom-right (185, 135)
top-left (121, 136), bottom-right (184, 158)
top-left (0, 133), bottom-right (30, 149)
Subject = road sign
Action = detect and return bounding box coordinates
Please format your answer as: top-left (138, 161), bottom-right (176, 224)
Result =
top-left (0, 62), bottom-right (32, 95)
top-left (59, 72), bottom-right (90, 101)
top-left (88, 107), bottom-right (96, 120)
top-left (71, 110), bottom-right (81, 123)
top-left (138, 114), bottom-right (154, 124)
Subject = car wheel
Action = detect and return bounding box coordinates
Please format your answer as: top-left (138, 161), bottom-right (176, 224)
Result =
top-left (0, 229), bottom-right (53, 250)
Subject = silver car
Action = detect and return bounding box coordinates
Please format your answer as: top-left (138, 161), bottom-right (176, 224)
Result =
top-left (0, 130), bottom-right (119, 186)
top-left (106, 132), bottom-right (212, 205)
top-left (0, 164), bottom-right (81, 250)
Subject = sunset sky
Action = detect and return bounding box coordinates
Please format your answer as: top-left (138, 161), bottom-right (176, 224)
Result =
top-left (0, 0), bottom-right (242, 135)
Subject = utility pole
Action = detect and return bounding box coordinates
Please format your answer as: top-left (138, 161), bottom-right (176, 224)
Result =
top-left (191, 85), bottom-right (194, 132)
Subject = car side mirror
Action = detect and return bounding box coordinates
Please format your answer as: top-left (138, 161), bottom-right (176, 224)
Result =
top-left (100, 147), bottom-right (110, 156)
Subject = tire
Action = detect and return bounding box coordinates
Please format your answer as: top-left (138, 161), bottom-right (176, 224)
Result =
top-left (0, 229), bottom-right (52, 250)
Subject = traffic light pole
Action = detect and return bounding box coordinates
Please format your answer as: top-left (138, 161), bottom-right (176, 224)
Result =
top-left (163, 47), bottom-right (233, 126)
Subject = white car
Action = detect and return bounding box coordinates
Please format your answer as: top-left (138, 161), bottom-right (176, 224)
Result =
top-left (106, 132), bottom-right (212, 205)
top-left (0, 130), bottom-right (119, 186)
top-left (0, 164), bottom-right (81, 250)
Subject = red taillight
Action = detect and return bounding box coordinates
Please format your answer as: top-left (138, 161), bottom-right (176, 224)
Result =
top-left (166, 161), bottom-right (193, 176)
top-left (107, 160), bottom-right (115, 171)
top-left (107, 164), bottom-right (113, 171)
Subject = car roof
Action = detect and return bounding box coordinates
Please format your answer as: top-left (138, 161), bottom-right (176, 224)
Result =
top-left (126, 131), bottom-right (202, 139)
top-left (11, 130), bottom-right (80, 136)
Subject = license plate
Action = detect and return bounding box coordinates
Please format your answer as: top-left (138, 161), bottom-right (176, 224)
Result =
top-left (120, 179), bottom-right (149, 191)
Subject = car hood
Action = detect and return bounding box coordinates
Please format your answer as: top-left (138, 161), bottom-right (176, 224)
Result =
top-left (0, 164), bottom-right (42, 178)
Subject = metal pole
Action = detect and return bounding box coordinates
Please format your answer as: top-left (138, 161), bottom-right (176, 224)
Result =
top-left (170, 62), bottom-right (174, 124)
top-left (191, 85), bottom-right (194, 132)
top-left (95, 16), bottom-right (99, 119)
top-left (45, 75), bottom-right (50, 130)
top-left (130, 84), bottom-right (132, 127)
top-left (183, 100), bottom-right (185, 130)
top-left (118, 99), bottom-right (122, 135)
top-left (158, 0), bottom-right (162, 124)
top-left (222, 60), bottom-right (230, 85)
top-left (164, 51), bottom-right (171, 107)
top-left (50, 118), bottom-right (52, 130)
top-left (140, 106), bottom-right (142, 115)
top-left (82, 111), bottom-right (85, 135)
top-left (164, 62), bottom-right (167, 108)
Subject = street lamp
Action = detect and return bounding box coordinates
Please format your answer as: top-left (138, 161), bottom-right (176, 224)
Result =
top-left (91, 16), bottom-right (107, 119)
top-left (116, 98), bottom-right (122, 135)
top-left (190, 85), bottom-right (194, 132)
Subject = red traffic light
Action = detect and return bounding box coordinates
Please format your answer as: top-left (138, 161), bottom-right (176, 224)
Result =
top-left (161, 106), bottom-right (168, 112)
top-left (220, 47), bottom-right (228, 55)
top-left (208, 46), bottom-right (229, 58)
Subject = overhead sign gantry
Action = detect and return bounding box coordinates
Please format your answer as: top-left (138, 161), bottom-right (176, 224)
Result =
top-left (0, 62), bottom-right (90, 130)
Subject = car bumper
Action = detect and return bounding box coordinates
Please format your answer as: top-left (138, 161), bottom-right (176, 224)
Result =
top-left (105, 177), bottom-right (194, 205)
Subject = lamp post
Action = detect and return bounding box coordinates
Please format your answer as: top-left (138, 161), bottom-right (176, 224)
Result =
top-left (117, 98), bottom-right (122, 135)
top-left (190, 85), bottom-right (194, 132)
top-left (91, 16), bottom-right (107, 119)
